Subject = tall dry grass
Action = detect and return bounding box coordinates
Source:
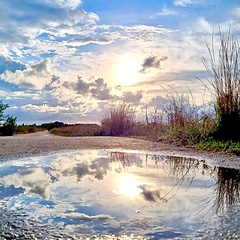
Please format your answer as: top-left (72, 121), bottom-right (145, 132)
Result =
top-left (101, 102), bottom-right (135, 136)
top-left (163, 89), bottom-right (215, 144)
top-left (141, 106), bottom-right (167, 139)
top-left (202, 28), bottom-right (240, 141)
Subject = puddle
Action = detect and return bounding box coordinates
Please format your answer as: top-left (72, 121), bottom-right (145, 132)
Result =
top-left (0, 150), bottom-right (239, 239)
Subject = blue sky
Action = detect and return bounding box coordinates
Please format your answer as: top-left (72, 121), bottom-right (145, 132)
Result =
top-left (0, 0), bottom-right (240, 124)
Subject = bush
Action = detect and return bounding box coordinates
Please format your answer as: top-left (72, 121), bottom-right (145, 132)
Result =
top-left (15, 124), bottom-right (39, 134)
top-left (0, 116), bottom-right (17, 136)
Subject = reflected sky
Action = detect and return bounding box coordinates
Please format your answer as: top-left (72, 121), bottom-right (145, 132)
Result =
top-left (0, 150), bottom-right (239, 238)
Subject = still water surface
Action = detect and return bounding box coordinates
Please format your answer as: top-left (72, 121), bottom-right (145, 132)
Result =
top-left (0, 150), bottom-right (239, 239)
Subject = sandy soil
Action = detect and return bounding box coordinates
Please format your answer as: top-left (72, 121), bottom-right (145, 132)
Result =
top-left (0, 131), bottom-right (239, 169)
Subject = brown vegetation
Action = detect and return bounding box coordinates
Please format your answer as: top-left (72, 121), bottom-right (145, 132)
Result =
top-left (50, 124), bottom-right (101, 137)
top-left (101, 102), bottom-right (135, 136)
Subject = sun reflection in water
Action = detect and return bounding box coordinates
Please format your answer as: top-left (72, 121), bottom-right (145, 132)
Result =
top-left (119, 174), bottom-right (141, 199)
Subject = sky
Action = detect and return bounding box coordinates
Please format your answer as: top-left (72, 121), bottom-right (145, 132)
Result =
top-left (0, 0), bottom-right (240, 124)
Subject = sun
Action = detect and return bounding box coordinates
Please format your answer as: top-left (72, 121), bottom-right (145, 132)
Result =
top-left (119, 174), bottom-right (141, 199)
top-left (115, 60), bottom-right (142, 85)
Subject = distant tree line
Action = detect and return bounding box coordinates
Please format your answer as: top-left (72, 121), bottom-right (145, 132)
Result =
top-left (15, 121), bottom-right (65, 134)
top-left (40, 121), bottom-right (65, 130)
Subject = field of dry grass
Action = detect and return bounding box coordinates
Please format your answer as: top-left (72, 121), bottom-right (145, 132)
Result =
top-left (50, 124), bottom-right (101, 136)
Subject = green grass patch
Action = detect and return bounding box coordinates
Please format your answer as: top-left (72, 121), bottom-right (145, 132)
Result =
top-left (194, 138), bottom-right (240, 156)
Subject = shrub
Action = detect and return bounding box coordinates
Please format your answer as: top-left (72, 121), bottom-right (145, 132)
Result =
top-left (15, 124), bottom-right (39, 134)
top-left (1, 116), bottom-right (17, 136)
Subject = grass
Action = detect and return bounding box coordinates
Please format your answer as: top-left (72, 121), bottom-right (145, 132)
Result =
top-left (7, 27), bottom-right (240, 157)
top-left (193, 138), bottom-right (240, 156)
top-left (202, 27), bottom-right (240, 141)
top-left (101, 102), bottom-right (135, 136)
top-left (152, 28), bottom-right (240, 156)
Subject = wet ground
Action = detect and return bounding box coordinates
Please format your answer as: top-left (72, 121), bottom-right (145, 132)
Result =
top-left (0, 149), bottom-right (239, 239)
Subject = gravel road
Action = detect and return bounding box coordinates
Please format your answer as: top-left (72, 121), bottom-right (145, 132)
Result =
top-left (0, 130), bottom-right (239, 168)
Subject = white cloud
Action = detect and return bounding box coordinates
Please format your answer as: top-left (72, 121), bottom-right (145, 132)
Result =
top-left (174, 0), bottom-right (212, 7)
top-left (174, 0), bottom-right (194, 7)
top-left (0, 1), bottom-right (99, 46)
top-left (64, 212), bottom-right (113, 221)
top-left (0, 0), bottom-right (236, 124)
top-left (196, 17), bottom-right (214, 34)
top-left (44, 0), bottom-right (82, 10)
top-left (21, 104), bottom-right (70, 113)
top-left (3, 168), bottom-right (52, 199)
top-left (122, 91), bottom-right (143, 104)
top-left (232, 7), bottom-right (240, 18)
top-left (153, 6), bottom-right (178, 17)
top-left (67, 36), bottom-right (113, 46)
top-left (0, 59), bottom-right (53, 90)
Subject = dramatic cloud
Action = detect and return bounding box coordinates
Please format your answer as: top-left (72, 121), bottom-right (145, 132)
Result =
top-left (74, 77), bottom-right (90, 95)
top-left (64, 77), bottom-right (113, 100)
top-left (62, 157), bottom-right (109, 181)
top-left (140, 55), bottom-right (168, 73)
top-left (0, 0), bottom-right (238, 124)
top-left (90, 78), bottom-right (113, 100)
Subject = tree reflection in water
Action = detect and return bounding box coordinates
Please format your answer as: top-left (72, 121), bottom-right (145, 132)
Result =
top-left (109, 151), bottom-right (240, 214)
top-left (214, 167), bottom-right (240, 213)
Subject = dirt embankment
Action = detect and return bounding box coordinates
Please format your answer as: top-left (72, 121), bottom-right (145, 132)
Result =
top-left (0, 131), bottom-right (239, 169)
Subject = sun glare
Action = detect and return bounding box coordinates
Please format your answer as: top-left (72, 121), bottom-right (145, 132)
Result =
top-left (115, 60), bottom-right (141, 85)
top-left (119, 174), bottom-right (141, 199)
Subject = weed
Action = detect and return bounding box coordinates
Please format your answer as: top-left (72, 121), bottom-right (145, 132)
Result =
top-left (202, 27), bottom-right (240, 141)
top-left (101, 102), bottom-right (135, 136)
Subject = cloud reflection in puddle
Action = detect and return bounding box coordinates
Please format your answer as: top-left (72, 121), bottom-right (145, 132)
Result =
top-left (0, 149), bottom-right (239, 238)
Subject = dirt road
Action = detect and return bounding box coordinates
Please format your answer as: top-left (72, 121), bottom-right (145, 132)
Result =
top-left (0, 131), bottom-right (239, 168)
